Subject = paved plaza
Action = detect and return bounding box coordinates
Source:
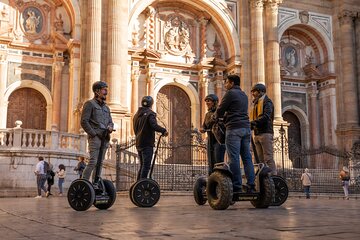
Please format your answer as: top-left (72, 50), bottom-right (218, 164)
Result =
top-left (0, 193), bottom-right (359, 240)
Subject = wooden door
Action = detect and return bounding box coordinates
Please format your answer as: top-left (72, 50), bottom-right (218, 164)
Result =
top-left (156, 85), bottom-right (192, 164)
top-left (7, 88), bottom-right (47, 130)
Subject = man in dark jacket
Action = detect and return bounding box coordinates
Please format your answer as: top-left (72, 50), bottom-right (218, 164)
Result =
top-left (81, 81), bottom-right (114, 181)
top-left (250, 83), bottom-right (277, 175)
top-left (215, 75), bottom-right (255, 193)
top-left (201, 94), bottom-right (226, 175)
top-left (133, 96), bottom-right (168, 180)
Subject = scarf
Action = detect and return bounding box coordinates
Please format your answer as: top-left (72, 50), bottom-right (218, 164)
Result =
top-left (250, 94), bottom-right (265, 121)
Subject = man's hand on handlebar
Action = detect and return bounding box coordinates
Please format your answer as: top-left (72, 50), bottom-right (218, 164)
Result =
top-left (162, 131), bottom-right (169, 137)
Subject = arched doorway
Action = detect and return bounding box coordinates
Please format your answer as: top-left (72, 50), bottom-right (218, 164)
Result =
top-left (7, 88), bottom-right (47, 130)
top-left (283, 111), bottom-right (302, 168)
top-left (156, 85), bottom-right (191, 164)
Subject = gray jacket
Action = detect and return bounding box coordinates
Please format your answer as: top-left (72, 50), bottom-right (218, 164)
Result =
top-left (81, 98), bottom-right (114, 138)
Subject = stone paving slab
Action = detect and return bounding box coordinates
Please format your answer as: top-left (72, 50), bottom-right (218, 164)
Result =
top-left (0, 194), bottom-right (359, 240)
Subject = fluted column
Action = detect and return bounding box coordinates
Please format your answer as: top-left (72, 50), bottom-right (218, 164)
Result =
top-left (199, 71), bottom-right (209, 124)
top-left (84, 0), bottom-right (101, 99)
top-left (250, 0), bottom-right (265, 84)
top-left (107, 0), bottom-right (128, 111)
top-left (52, 61), bottom-right (64, 130)
top-left (309, 89), bottom-right (320, 148)
top-left (200, 18), bottom-right (208, 63)
top-left (131, 61), bottom-right (140, 115)
top-left (338, 10), bottom-right (358, 126)
top-left (67, 41), bottom-right (81, 133)
top-left (264, 0), bottom-right (283, 121)
top-left (0, 53), bottom-right (8, 128)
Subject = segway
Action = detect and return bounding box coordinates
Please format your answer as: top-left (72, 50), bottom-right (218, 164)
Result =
top-left (129, 134), bottom-right (163, 207)
top-left (68, 132), bottom-right (116, 211)
top-left (250, 135), bottom-right (289, 206)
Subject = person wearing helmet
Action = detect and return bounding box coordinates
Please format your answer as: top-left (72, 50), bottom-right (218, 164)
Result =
top-left (80, 81), bottom-right (114, 181)
top-left (201, 94), bottom-right (226, 175)
top-left (250, 83), bottom-right (277, 175)
top-left (133, 96), bottom-right (168, 180)
top-left (214, 75), bottom-right (256, 193)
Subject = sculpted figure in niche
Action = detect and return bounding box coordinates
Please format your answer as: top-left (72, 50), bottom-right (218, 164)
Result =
top-left (164, 17), bottom-right (190, 53)
top-left (25, 10), bottom-right (40, 34)
top-left (179, 22), bottom-right (190, 51)
top-left (54, 13), bottom-right (64, 32)
top-left (286, 48), bottom-right (297, 67)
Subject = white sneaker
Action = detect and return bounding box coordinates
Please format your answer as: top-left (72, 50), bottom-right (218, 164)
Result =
top-left (34, 195), bottom-right (42, 198)
top-left (46, 191), bottom-right (50, 197)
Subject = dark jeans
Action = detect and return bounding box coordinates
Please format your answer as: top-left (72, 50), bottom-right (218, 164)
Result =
top-left (36, 174), bottom-right (47, 196)
top-left (137, 146), bottom-right (154, 180)
top-left (304, 186), bottom-right (311, 198)
top-left (225, 128), bottom-right (255, 192)
top-left (207, 140), bottom-right (226, 175)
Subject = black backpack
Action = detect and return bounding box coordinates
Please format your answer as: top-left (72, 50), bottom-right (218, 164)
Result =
top-left (43, 161), bottom-right (50, 176)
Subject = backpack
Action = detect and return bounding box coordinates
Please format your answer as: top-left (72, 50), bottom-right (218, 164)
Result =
top-left (43, 161), bottom-right (50, 176)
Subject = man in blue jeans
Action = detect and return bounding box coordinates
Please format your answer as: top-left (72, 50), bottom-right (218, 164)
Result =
top-left (214, 75), bottom-right (255, 193)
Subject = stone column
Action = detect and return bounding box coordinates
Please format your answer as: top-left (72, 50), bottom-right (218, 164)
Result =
top-left (309, 89), bottom-right (320, 148)
top-left (0, 52), bottom-right (8, 128)
top-left (107, 0), bottom-right (128, 111)
top-left (131, 61), bottom-right (140, 115)
top-left (250, 0), bottom-right (265, 84)
top-left (356, 17), bottom-right (360, 125)
top-left (338, 10), bottom-right (358, 127)
top-left (199, 18), bottom-right (208, 63)
top-left (199, 70), bottom-right (209, 124)
top-left (84, 0), bottom-right (101, 100)
top-left (146, 63), bottom-right (156, 97)
top-left (67, 41), bottom-right (81, 133)
top-left (52, 61), bottom-right (64, 130)
top-left (264, 0), bottom-right (283, 121)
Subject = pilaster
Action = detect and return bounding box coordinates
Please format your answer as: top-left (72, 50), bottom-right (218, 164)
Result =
top-left (52, 60), bottom-right (64, 131)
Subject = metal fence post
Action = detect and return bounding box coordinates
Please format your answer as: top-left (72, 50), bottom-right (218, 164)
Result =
top-left (115, 143), bottom-right (121, 191)
top-left (279, 124), bottom-right (285, 178)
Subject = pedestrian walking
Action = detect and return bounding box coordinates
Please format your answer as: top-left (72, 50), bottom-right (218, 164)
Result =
top-left (339, 166), bottom-right (350, 200)
top-left (46, 161), bottom-right (55, 197)
top-left (34, 156), bottom-right (49, 198)
top-left (301, 168), bottom-right (313, 199)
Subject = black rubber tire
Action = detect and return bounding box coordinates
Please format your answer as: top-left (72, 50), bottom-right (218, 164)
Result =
top-left (94, 179), bottom-right (117, 210)
top-left (132, 179), bottom-right (161, 207)
top-left (251, 175), bottom-right (274, 208)
top-left (67, 179), bottom-right (95, 211)
top-left (271, 176), bottom-right (289, 206)
top-left (206, 171), bottom-right (233, 210)
top-left (129, 182), bottom-right (139, 206)
top-left (193, 176), bottom-right (207, 205)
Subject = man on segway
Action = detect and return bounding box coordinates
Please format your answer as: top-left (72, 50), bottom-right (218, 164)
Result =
top-left (133, 96), bottom-right (168, 180)
top-left (80, 81), bottom-right (114, 183)
top-left (214, 75), bottom-right (256, 193)
top-left (250, 83), bottom-right (277, 175)
top-left (201, 94), bottom-right (226, 176)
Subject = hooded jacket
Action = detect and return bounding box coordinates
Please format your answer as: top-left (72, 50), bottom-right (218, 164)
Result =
top-left (133, 107), bottom-right (166, 149)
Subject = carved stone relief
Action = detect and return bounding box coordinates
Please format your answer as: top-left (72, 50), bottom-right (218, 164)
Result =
top-left (164, 15), bottom-right (192, 56)
top-left (280, 42), bottom-right (303, 76)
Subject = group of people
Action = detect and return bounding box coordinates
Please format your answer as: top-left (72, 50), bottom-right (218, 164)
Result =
top-left (34, 156), bottom-right (66, 198)
top-left (46, 78), bottom-right (352, 199)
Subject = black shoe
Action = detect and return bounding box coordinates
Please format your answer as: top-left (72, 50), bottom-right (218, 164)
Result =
top-left (245, 184), bottom-right (256, 193)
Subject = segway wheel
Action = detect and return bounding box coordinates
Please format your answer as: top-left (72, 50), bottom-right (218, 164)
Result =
top-left (271, 176), bottom-right (289, 206)
top-left (206, 171), bottom-right (233, 210)
top-left (193, 176), bottom-right (207, 205)
top-left (132, 179), bottom-right (161, 207)
top-left (129, 182), bottom-right (139, 206)
top-left (94, 179), bottom-right (117, 210)
top-left (68, 179), bottom-right (95, 211)
top-left (251, 175), bottom-right (274, 208)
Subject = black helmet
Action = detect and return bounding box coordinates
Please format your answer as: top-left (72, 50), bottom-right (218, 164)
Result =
top-left (251, 83), bottom-right (266, 93)
top-left (204, 94), bottom-right (219, 103)
top-left (141, 96), bottom-right (154, 107)
top-left (92, 81), bottom-right (108, 93)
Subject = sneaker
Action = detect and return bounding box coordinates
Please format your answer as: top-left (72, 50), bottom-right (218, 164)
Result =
top-left (46, 191), bottom-right (50, 197)
top-left (34, 195), bottom-right (42, 199)
top-left (59, 193), bottom-right (63, 196)
top-left (346, 197), bottom-right (349, 200)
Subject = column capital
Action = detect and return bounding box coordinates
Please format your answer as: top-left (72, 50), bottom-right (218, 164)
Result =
top-left (264, 0), bottom-right (282, 14)
top-left (338, 10), bottom-right (356, 26)
top-left (250, 0), bottom-right (265, 9)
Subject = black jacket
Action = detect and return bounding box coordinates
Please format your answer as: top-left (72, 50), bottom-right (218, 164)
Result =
top-left (251, 95), bottom-right (274, 135)
top-left (133, 107), bottom-right (167, 149)
top-left (215, 85), bottom-right (250, 130)
top-left (203, 108), bottom-right (218, 146)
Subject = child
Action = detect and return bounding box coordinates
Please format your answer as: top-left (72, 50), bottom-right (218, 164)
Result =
top-left (57, 164), bottom-right (66, 196)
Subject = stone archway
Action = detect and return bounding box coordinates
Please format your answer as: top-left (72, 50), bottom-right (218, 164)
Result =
top-left (7, 88), bottom-right (47, 130)
top-left (283, 111), bottom-right (302, 168)
top-left (156, 85), bottom-right (191, 164)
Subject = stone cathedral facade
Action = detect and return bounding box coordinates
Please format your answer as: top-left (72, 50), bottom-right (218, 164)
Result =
top-left (0, 0), bottom-right (359, 193)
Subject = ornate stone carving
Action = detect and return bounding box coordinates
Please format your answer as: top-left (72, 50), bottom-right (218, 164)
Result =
top-left (164, 16), bottom-right (191, 56)
top-left (299, 11), bottom-right (309, 24)
top-left (250, 0), bottom-right (264, 9)
top-left (338, 10), bottom-right (356, 26)
top-left (23, 8), bottom-right (42, 34)
top-left (54, 13), bottom-right (64, 33)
